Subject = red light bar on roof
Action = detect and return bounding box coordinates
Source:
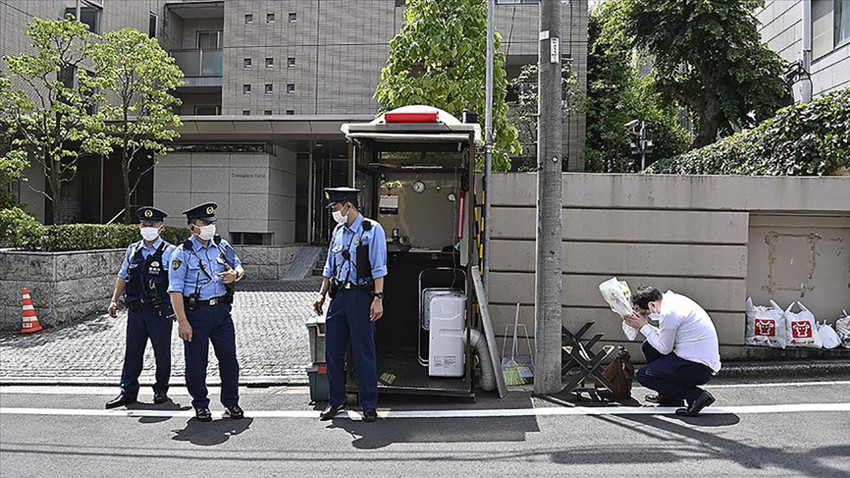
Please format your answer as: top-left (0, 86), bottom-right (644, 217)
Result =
top-left (384, 112), bottom-right (439, 123)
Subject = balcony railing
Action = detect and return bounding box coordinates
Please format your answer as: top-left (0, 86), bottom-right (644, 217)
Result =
top-left (171, 49), bottom-right (222, 78)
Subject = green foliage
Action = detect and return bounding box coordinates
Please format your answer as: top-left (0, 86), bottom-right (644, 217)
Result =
top-left (88, 29), bottom-right (184, 224)
top-left (646, 88), bottom-right (850, 176)
top-left (0, 17), bottom-right (109, 224)
top-left (584, 3), bottom-right (691, 172)
top-left (509, 63), bottom-right (584, 172)
top-left (610, 0), bottom-right (792, 148)
top-left (374, 0), bottom-right (520, 171)
top-left (0, 206), bottom-right (45, 248)
top-left (1, 221), bottom-right (190, 252)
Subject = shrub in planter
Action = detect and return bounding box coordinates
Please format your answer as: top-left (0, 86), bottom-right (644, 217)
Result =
top-left (1, 221), bottom-right (190, 252)
top-left (647, 88), bottom-right (850, 176)
top-left (0, 206), bottom-right (45, 248)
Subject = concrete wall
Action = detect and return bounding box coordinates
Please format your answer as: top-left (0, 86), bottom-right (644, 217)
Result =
top-left (153, 148), bottom-right (297, 245)
top-left (485, 173), bottom-right (850, 361)
top-left (756, 0), bottom-right (850, 100)
top-left (0, 249), bottom-right (125, 333)
top-left (232, 244), bottom-right (301, 281)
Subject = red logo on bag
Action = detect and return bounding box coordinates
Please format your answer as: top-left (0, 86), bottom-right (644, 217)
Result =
top-left (791, 321), bottom-right (812, 338)
top-left (754, 318), bottom-right (776, 337)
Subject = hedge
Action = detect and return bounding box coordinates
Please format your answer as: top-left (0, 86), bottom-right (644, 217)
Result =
top-left (0, 212), bottom-right (190, 252)
top-left (646, 88), bottom-right (850, 176)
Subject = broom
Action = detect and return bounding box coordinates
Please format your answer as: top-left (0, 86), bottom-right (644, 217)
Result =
top-left (501, 303), bottom-right (526, 386)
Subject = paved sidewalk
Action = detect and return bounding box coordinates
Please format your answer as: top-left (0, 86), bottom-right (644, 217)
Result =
top-left (0, 278), bottom-right (324, 386)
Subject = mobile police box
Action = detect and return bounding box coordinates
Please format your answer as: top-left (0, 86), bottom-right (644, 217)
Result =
top-left (338, 106), bottom-right (503, 401)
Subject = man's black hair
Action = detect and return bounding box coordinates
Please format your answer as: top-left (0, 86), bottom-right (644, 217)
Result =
top-left (632, 285), bottom-right (662, 310)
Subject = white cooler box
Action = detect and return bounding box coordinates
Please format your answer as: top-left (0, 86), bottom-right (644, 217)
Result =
top-left (427, 291), bottom-right (466, 377)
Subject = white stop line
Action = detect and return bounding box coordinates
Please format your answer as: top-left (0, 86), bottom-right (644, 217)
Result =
top-left (1, 403), bottom-right (848, 420)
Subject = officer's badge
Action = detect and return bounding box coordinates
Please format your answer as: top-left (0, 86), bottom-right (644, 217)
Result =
top-left (325, 192), bottom-right (330, 200)
top-left (355, 239), bottom-right (360, 245)
top-left (151, 261), bottom-right (160, 268)
top-left (144, 209), bottom-right (153, 218)
top-left (172, 258), bottom-right (182, 270)
top-left (206, 205), bottom-right (214, 215)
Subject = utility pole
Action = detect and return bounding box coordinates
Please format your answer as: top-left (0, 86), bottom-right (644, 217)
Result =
top-left (535, 0), bottom-right (563, 395)
top-left (483, 0), bottom-right (495, 293)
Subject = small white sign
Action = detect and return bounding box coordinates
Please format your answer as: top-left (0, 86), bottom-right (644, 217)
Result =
top-left (379, 194), bottom-right (399, 215)
top-left (539, 30), bottom-right (550, 41)
top-left (550, 37), bottom-right (560, 64)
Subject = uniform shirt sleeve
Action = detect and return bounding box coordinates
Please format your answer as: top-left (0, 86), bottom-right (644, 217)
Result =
top-left (322, 226), bottom-right (339, 278)
top-left (117, 245), bottom-right (134, 280)
top-left (370, 222), bottom-right (388, 279)
top-left (167, 247), bottom-right (188, 294)
top-left (221, 239), bottom-right (242, 268)
top-left (640, 312), bottom-right (682, 356)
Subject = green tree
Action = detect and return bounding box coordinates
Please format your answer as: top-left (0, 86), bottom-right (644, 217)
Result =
top-left (89, 29), bottom-right (183, 224)
top-left (584, 4), bottom-right (691, 172)
top-left (508, 63), bottom-right (583, 171)
top-left (611, 0), bottom-right (792, 148)
top-left (0, 17), bottom-right (109, 225)
top-left (374, 0), bottom-right (520, 171)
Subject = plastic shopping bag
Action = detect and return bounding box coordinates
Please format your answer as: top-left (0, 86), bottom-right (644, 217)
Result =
top-left (785, 301), bottom-right (823, 348)
top-left (745, 298), bottom-right (787, 348)
top-left (834, 310), bottom-right (850, 348)
top-left (817, 322), bottom-right (841, 349)
top-left (598, 277), bottom-right (638, 341)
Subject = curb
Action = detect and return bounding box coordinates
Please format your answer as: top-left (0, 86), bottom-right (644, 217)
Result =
top-left (0, 375), bottom-right (309, 388)
top-left (715, 360), bottom-right (850, 380)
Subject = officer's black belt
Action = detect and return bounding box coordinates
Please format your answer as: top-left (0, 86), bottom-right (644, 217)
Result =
top-left (127, 299), bottom-right (157, 310)
top-left (333, 280), bottom-right (373, 290)
top-left (184, 295), bottom-right (229, 306)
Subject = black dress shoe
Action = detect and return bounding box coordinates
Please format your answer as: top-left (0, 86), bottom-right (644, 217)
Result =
top-left (153, 392), bottom-right (168, 404)
top-left (224, 405), bottom-right (244, 419)
top-left (675, 391), bottom-right (716, 417)
top-left (645, 393), bottom-right (685, 407)
top-left (319, 403), bottom-right (345, 421)
top-left (363, 408), bottom-right (378, 423)
top-left (195, 407), bottom-right (212, 422)
top-left (105, 393), bottom-right (137, 409)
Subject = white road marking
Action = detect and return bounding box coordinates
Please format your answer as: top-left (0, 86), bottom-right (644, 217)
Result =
top-left (703, 380), bottom-right (850, 389)
top-left (1, 403), bottom-right (848, 420)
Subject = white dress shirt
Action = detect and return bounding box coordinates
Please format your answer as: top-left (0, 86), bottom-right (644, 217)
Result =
top-left (639, 291), bottom-right (721, 373)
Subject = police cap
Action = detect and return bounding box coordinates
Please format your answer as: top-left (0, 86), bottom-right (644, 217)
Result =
top-left (136, 206), bottom-right (168, 223)
top-left (324, 187), bottom-right (359, 208)
top-left (181, 202), bottom-right (218, 221)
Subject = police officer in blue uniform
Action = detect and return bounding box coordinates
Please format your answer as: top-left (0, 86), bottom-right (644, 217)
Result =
top-left (106, 206), bottom-right (176, 409)
top-left (168, 202), bottom-right (246, 422)
top-left (312, 187), bottom-right (387, 422)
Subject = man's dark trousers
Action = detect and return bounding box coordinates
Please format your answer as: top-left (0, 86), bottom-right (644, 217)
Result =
top-left (636, 342), bottom-right (713, 404)
top-left (325, 288), bottom-right (378, 410)
top-left (121, 304), bottom-right (173, 397)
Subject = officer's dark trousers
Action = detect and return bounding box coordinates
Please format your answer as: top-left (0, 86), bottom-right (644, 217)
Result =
top-left (325, 288), bottom-right (378, 410)
top-left (120, 304), bottom-right (173, 397)
top-left (183, 302), bottom-right (239, 409)
top-left (635, 341), bottom-right (714, 404)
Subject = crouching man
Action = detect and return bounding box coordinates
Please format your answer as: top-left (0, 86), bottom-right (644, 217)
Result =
top-left (623, 286), bottom-right (721, 416)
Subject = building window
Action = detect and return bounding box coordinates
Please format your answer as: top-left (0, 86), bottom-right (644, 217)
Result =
top-left (266, 57), bottom-right (274, 68)
top-left (244, 58), bottom-right (252, 68)
top-left (265, 83), bottom-right (273, 94)
top-left (231, 232), bottom-right (272, 245)
top-left (837, 0), bottom-right (850, 47)
top-left (243, 84), bottom-right (251, 94)
top-left (289, 12), bottom-right (297, 22)
top-left (287, 57), bottom-right (296, 68)
top-left (267, 13), bottom-right (275, 23)
top-left (242, 110), bottom-right (251, 116)
top-left (287, 83), bottom-right (295, 94)
top-left (286, 109), bottom-right (295, 115)
top-left (264, 110), bottom-right (273, 116)
top-left (64, 6), bottom-right (101, 33)
top-left (194, 105), bottom-right (220, 116)
top-left (197, 31), bottom-right (222, 50)
top-left (245, 13), bottom-right (253, 24)
top-left (148, 12), bottom-right (157, 38)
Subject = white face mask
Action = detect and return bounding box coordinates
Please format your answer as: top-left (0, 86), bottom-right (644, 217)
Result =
top-left (332, 207), bottom-right (347, 224)
top-left (195, 224), bottom-right (216, 241)
top-left (140, 226), bottom-right (160, 242)
top-left (648, 303), bottom-right (662, 320)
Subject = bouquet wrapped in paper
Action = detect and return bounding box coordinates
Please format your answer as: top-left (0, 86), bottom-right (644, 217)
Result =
top-left (598, 277), bottom-right (639, 341)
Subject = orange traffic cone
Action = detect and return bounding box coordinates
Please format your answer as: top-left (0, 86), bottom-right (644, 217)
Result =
top-left (20, 287), bottom-right (47, 334)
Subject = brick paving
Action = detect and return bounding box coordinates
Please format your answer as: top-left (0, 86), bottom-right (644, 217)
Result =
top-left (0, 278), bottom-right (324, 386)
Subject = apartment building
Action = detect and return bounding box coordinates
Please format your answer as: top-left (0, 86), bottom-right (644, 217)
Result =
top-left (1, 0), bottom-right (588, 245)
top-left (756, 0), bottom-right (850, 101)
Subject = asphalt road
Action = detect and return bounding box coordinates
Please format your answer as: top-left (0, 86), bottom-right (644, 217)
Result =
top-left (1, 378), bottom-right (849, 477)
